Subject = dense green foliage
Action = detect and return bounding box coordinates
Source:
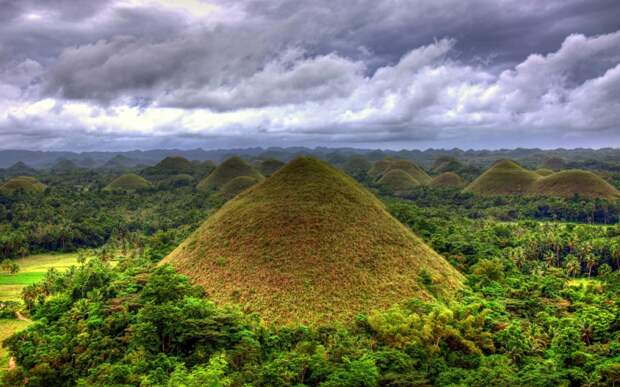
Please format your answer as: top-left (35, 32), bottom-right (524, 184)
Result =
top-left (1, 153), bottom-right (620, 386)
top-left (0, 186), bottom-right (216, 260)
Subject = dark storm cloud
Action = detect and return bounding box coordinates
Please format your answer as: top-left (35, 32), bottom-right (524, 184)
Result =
top-left (0, 0), bottom-right (619, 150)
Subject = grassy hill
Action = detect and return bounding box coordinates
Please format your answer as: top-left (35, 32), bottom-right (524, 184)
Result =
top-left (528, 170), bottom-right (620, 200)
top-left (431, 172), bottom-right (465, 188)
top-left (369, 159), bottom-right (431, 184)
top-left (219, 176), bottom-right (260, 199)
top-left (431, 156), bottom-right (462, 174)
top-left (196, 156), bottom-right (263, 192)
top-left (163, 157), bottom-right (462, 325)
top-left (464, 160), bottom-right (540, 196)
top-left (104, 173), bottom-right (152, 192)
top-left (0, 176), bottom-right (46, 195)
top-left (368, 159), bottom-right (393, 179)
top-left (377, 169), bottom-right (420, 196)
top-left (535, 168), bottom-right (554, 176)
top-left (342, 155), bottom-right (372, 180)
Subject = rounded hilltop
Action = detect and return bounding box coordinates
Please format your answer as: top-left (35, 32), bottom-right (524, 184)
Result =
top-left (104, 173), bottom-right (152, 192)
top-left (197, 156), bottom-right (263, 192)
top-left (528, 170), bottom-right (620, 200)
top-left (163, 157), bottom-right (462, 325)
top-left (431, 172), bottom-right (465, 188)
top-left (0, 176), bottom-right (46, 195)
top-left (535, 168), bottom-right (554, 177)
top-left (369, 159), bottom-right (431, 184)
top-left (464, 160), bottom-right (540, 196)
top-left (377, 169), bottom-right (420, 196)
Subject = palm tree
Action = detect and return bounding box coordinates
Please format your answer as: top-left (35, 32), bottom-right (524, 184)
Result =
top-left (565, 255), bottom-right (580, 277)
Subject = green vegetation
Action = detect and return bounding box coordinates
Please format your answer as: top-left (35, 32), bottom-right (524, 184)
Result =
top-left (528, 169), bottom-right (620, 200)
top-left (218, 176), bottom-right (260, 199)
top-left (164, 157), bottom-right (461, 324)
top-left (342, 155), bottom-right (372, 181)
top-left (377, 169), bottom-right (420, 196)
top-left (104, 173), bottom-right (152, 192)
top-left (0, 319), bottom-right (30, 374)
top-left (1, 152), bottom-right (620, 386)
top-left (464, 160), bottom-right (540, 196)
top-left (0, 177), bottom-right (46, 196)
top-left (430, 171), bottom-right (465, 188)
top-left (0, 253), bottom-right (78, 301)
top-left (543, 156), bottom-right (566, 170)
top-left (197, 156), bottom-right (263, 192)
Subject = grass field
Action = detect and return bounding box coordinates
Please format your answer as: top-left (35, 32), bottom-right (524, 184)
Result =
top-left (0, 253), bottom-right (79, 302)
top-left (0, 319), bottom-right (31, 373)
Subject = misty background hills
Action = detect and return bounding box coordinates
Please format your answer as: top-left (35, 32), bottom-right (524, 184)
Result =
top-left (2, 147), bottom-right (620, 172)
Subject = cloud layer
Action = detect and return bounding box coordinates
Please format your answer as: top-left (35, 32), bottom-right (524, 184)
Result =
top-left (0, 0), bottom-right (619, 150)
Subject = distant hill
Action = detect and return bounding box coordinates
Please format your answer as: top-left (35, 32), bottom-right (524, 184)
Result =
top-left (196, 156), bottom-right (263, 192)
top-left (104, 174), bottom-right (152, 192)
top-left (342, 155), bottom-right (372, 180)
top-left (255, 159), bottom-right (285, 177)
top-left (3, 162), bottom-right (37, 177)
top-left (431, 172), bottom-right (465, 188)
top-left (542, 157), bottom-right (566, 171)
top-left (368, 159), bottom-right (431, 185)
top-left (141, 156), bottom-right (193, 178)
top-left (163, 157), bottom-right (462, 324)
top-left (218, 176), bottom-right (260, 199)
top-left (528, 170), bottom-right (620, 200)
top-left (431, 156), bottom-right (462, 174)
top-left (377, 169), bottom-right (420, 196)
top-left (50, 159), bottom-right (81, 174)
top-left (0, 176), bottom-right (46, 195)
top-left (464, 160), bottom-right (540, 196)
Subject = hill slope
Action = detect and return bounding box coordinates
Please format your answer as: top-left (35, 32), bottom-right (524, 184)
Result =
top-left (431, 172), bottom-right (465, 188)
top-left (377, 169), bottom-right (420, 196)
top-left (163, 157), bottom-right (462, 325)
top-left (219, 176), bottom-right (260, 199)
top-left (0, 176), bottom-right (46, 195)
top-left (528, 170), bottom-right (620, 200)
top-left (464, 160), bottom-right (540, 196)
top-left (197, 156), bottom-right (263, 191)
top-left (104, 174), bottom-right (152, 191)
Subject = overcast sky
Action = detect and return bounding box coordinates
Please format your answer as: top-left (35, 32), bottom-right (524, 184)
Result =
top-left (1, 0), bottom-right (619, 151)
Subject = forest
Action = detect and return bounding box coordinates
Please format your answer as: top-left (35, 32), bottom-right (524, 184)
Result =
top-left (0, 150), bottom-right (619, 386)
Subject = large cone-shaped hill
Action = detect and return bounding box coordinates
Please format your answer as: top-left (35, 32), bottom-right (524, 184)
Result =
top-left (104, 173), bottom-right (152, 191)
top-left (0, 176), bottom-right (46, 195)
top-left (163, 157), bottom-right (462, 325)
top-left (464, 160), bottom-right (540, 196)
top-left (197, 156), bottom-right (263, 191)
top-left (528, 170), bottom-right (620, 200)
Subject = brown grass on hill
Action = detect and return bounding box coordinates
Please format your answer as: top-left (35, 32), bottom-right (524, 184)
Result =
top-left (464, 160), bottom-right (540, 196)
top-left (431, 172), bottom-right (465, 188)
top-left (528, 170), bottom-right (620, 200)
top-left (197, 156), bottom-right (263, 191)
top-left (163, 157), bottom-right (462, 325)
top-left (0, 176), bottom-right (46, 195)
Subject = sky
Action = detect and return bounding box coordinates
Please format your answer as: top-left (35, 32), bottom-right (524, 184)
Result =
top-left (0, 0), bottom-right (619, 151)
